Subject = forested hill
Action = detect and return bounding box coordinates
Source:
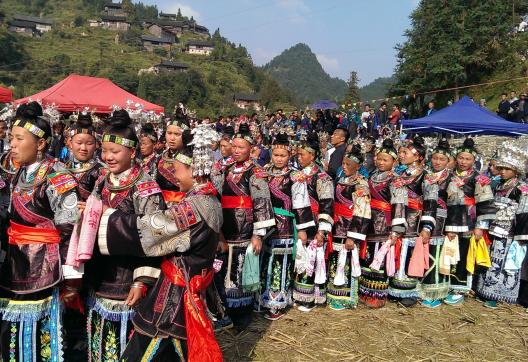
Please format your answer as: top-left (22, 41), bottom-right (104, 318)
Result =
top-left (0, 0), bottom-right (294, 116)
top-left (262, 43), bottom-right (347, 105)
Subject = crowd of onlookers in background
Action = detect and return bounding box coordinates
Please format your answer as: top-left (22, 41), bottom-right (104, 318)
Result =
top-left (496, 90), bottom-right (528, 123)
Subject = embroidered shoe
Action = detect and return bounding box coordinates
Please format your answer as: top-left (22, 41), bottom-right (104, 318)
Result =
top-left (264, 310), bottom-right (285, 321)
top-left (443, 294), bottom-right (464, 305)
top-left (328, 302), bottom-right (346, 311)
top-left (400, 297), bottom-right (418, 308)
top-left (422, 299), bottom-right (442, 308)
top-left (483, 300), bottom-right (498, 309)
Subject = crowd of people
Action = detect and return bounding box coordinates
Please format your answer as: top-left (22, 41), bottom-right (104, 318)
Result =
top-left (0, 100), bottom-right (527, 361)
top-left (496, 90), bottom-right (528, 122)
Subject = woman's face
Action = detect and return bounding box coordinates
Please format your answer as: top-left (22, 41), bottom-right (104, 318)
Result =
top-left (101, 142), bottom-right (135, 174)
top-left (71, 133), bottom-right (97, 162)
top-left (232, 138), bottom-right (251, 162)
top-left (489, 160), bottom-right (499, 176)
top-left (376, 152), bottom-right (395, 172)
top-left (456, 152), bottom-right (475, 171)
top-left (272, 147), bottom-right (290, 169)
top-left (398, 146), bottom-right (419, 166)
top-left (165, 125), bottom-right (183, 150)
top-left (140, 136), bottom-right (155, 157)
top-left (498, 167), bottom-right (517, 181)
top-left (297, 148), bottom-right (315, 168)
top-left (220, 139), bottom-right (232, 158)
top-left (342, 157), bottom-right (359, 176)
top-left (10, 126), bottom-right (45, 166)
top-left (431, 152), bottom-right (449, 172)
top-left (173, 160), bottom-right (194, 192)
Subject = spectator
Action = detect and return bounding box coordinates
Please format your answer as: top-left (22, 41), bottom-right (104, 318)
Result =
top-left (426, 101), bottom-right (436, 116)
top-left (327, 126), bottom-right (349, 179)
top-left (497, 93), bottom-right (510, 119)
top-left (515, 93), bottom-right (528, 123)
top-left (48, 121), bottom-right (65, 159)
top-left (388, 104), bottom-right (401, 130)
top-left (509, 91), bottom-right (519, 117)
top-left (376, 102), bottom-right (388, 127)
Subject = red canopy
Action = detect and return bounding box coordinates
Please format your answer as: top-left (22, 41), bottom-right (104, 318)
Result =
top-left (15, 74), bottom-right (164, 114)
top-left (0, 86), bottom-right (13, 103)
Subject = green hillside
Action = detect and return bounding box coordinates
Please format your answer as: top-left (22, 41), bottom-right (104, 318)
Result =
top-left (359, 76), bottom-right (395, 102)
top-left (262, 43), bottom-right (347, 105)
top-left (0, 0), bottom-right (294, 117)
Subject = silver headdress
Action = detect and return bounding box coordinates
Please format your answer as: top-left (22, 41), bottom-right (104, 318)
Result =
top-left (495, 141), bottom-right (528, 174)
top-left (188, 124), bottom-right (221, 177)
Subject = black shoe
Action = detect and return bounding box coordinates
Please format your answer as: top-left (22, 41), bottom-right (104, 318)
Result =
top-left (214, 316), bottom-right (234, 332)
top-left (401, 297), bottom-right (418, 308)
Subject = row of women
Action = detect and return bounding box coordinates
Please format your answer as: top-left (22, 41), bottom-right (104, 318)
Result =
top-left (1, 100), bottom-right (528, 361)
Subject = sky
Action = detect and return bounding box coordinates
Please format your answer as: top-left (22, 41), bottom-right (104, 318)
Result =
top-left (142, 0), bottom-right (419, 86)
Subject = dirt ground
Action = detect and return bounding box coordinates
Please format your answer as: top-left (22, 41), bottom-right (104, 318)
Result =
top-left (217, 298), bottom-right (528, 362)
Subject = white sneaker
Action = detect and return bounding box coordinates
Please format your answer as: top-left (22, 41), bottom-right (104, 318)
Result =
top-left (297, 305), bottom-right (314, 312)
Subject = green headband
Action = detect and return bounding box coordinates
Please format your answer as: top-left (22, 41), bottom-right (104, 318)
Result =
top-left (102, 134), bottom-right (137, 148)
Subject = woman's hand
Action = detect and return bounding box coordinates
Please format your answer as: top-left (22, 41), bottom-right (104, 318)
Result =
top-left (473, 228), bottom-right (484, 240)
top-left (345, 238), bottom-right (355, 250)
top-left (420, 229), bottom-right (431, 244)
top-left (446, 232), bottom-right (457, 241)
top-left (251, 235), bottom-right (262, 255)
top-left (298, 230), bottom-right (308, 246)
top-left (126, 282), bottom-right (146, 307)
top-left (315, 231), bottom-right (325, 247)
top-left (77, 201), bottom-right (86, 216)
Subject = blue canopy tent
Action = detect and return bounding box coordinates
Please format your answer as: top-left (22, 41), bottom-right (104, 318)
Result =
top-left (402, 96), bottom-right (528, 136)
top-left (311, 100), bottom-right (338, 110)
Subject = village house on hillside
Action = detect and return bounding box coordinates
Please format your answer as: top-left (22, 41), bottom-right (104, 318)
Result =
top-left (154, 60), bottom-right (189, 72)
top-left (144, 21), bottom-right (178, 42)
top-left (103, 2), bottom-right (126, 17)
top-left (233, 93), bottom-right (262, 111)
top-left (100, 15), bottom-right (130, 31)
top-left (159, 12), bottom-right (177, 21)
top-left (8, 14), bottom-right (53, 35)
top-left (141, 35), bottom-right (174, 52)
top-left (7, 20), bottom-right (38, 37)
top-left (185, 40), bottom-right (214, 55)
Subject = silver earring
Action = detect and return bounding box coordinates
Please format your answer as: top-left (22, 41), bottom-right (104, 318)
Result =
top-left (37, 150), bottom-right (43, 161)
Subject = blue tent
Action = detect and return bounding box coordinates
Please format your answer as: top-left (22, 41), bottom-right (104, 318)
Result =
top-left (311, 100), bottom-right (338, 110)
top-left (402, 96), bottom-right (528, 136)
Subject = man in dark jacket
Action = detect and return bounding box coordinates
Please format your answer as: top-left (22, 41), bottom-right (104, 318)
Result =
top-left (497, 93), bottom-right (511, 119)
top-left (327, 126), bottom-right (349, 180)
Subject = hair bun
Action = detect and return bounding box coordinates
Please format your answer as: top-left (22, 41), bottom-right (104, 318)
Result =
top-left (412, 135), bottom-right (424, 147)
top-left (437, 138), bottom-right (450, 150)
top-left (462, 137), bottom-right (475, 149)
top-left (17, 101), bottom-right (43, 120)
top-left (109, 109), bottom-right (132, 128)
top-left (77, 113), bottom-right (93, 128)
top-left (223, 125), bottom-right (234, 138)
top-left (351, 143), bottom-right (362, 155)
top-left (141, 122), bottom-right (155, 133)
top-left (273, 132), bottom-right (290, 146)
top-left (381, 138), bottom-right (394, 148)
top-left (238, 123), bottom-right (251, 135)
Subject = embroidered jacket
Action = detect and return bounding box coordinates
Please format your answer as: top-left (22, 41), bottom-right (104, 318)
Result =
top-left (219, 160), bottom-right (275, 243)
top-left (445, 169), bottom-right (497, 233)
top-left (97, 183), bottom-right (222, 339)
top-left (65, 158), bottom-right (104, 201)
top-left (89, 165), bottom-right (164, 300)
top-left (390, 166), bottom-right (427, 236)
top-left (0, 158), bottom-right (79, 293)
top-left (334, 174), bottom-right (371, 242)
top-left (488, 178), bottom-right (528, 240)
top-left (139, 153), bottom-right (159, 177)
top-left (301, 163), bottom-right (334, 234)
top-left (265, 165), bottom-right (315, 239)
top-left (367, 170), bottom-right (395, 242)
top-left (420, 168), bottom-right (453, 237)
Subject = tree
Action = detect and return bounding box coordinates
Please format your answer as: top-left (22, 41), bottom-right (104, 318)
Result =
top-left (345, 71), bottom-right (360, 104)
top-left (390, 0), bottom-right (528, 108)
